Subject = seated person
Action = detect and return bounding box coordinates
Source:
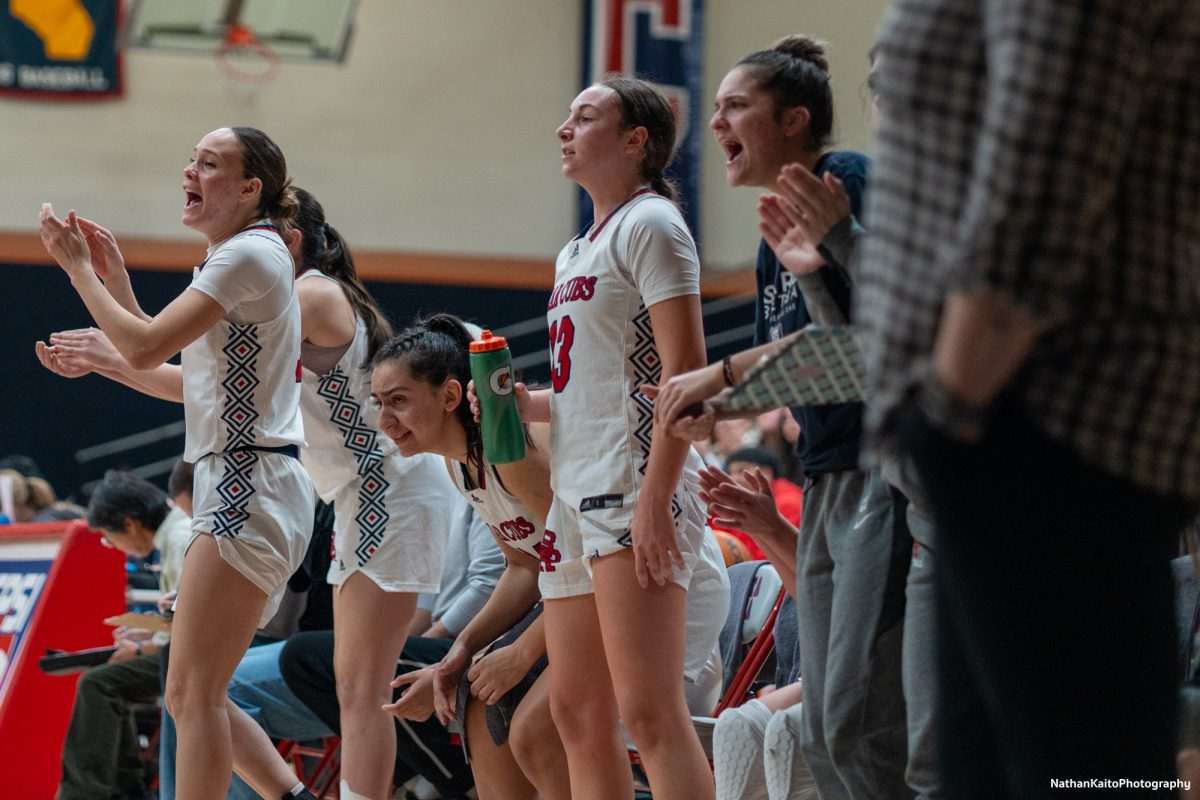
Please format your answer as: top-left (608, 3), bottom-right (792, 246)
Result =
top-left (712, 447), bottom-right (803, 562)
top-left (280, 495), bottom-right (505, 800)
top-left (57, 471), bottom-right (191, 800)
top-left (0, 468), bottom-right (31, 523)
top-left (30, 500), bottom-right (88, 522)
top-left (365, 314), bottom-right (729, 800)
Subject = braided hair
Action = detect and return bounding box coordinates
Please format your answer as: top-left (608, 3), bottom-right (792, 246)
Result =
top-left (371, 313), bottom-right (483, 472)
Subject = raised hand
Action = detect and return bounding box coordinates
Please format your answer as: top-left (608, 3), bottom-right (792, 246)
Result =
top-left (39, 204), bottom-right (93, 280)
top-left (75, 217), bottom-right (126, 283)
top-left (469, 379), bottom-right (533, 423)
top-left (758, 193), bottom-right (825, 275)
top-left (698, 464), bottom-right (785, 537)
top-left (776, 164), bottom-right (851, 243)
top-left (35, 340), bottom-right (92, 378)
top-left (758, 164), bottom-right (852, 276)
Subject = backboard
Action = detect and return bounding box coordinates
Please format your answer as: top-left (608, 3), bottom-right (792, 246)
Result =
top-left (125, 0), bottom-right (358, 62)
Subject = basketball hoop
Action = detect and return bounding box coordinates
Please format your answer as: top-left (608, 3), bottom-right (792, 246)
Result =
top-left (215, 23), bottom-right (280, 84)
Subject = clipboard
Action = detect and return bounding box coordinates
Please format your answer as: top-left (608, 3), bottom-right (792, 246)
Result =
top-left (716, 325), bottom-right (864, 416)
top-left (37, 646), bottom-right (118, 676)
top-left (103, 611), bottom-right (172, 634)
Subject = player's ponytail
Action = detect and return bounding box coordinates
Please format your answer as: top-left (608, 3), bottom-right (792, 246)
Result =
top-left (601, 76), bottom-right (680, 204)
top-left (290, 188), bottom-right (394, 364)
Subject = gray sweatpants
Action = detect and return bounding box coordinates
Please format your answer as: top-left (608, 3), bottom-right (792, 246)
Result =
top-left (796, 467), bottom-right (910, 800)
top-left (902, 504), bottom-right (939, 800)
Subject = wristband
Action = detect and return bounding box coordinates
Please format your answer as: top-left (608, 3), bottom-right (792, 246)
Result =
top-left (721, 354), bottom-right (736, 388)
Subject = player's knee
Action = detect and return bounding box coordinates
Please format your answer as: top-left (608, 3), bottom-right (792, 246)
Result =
top-left (335, 674), bottom-right (390, 711)
top-left (164, 673), bottom-right (223, 722)
top-left (619, 693), bottom-right (688, 754)
top-left (509, 704), bottom-right (558, 771)
top-left (549, 688), bottom-right (613, 744)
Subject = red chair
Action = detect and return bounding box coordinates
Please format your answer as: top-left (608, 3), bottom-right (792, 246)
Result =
top-left (714, 563), bottom-right (787, 715)
top-left (630, 561), bottom-right (789, 792)
top-left (276, 736), bottom-right (341, 798)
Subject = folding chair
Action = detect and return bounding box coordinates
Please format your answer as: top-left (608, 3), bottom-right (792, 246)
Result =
top-left (276, 736), bottom-right (341, 798)
top-left (715, 561), bottom-right (787, 714)
top-left (692, 561), bottom-right (787, 757)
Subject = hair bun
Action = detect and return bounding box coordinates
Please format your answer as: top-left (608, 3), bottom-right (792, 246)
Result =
top-left (773, 34), bottom-right (829, 74)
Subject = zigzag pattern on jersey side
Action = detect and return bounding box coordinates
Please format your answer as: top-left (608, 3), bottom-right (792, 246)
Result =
top-left (628, 306), bottom-right (682, 522)
top-left (220, 325), bottom-right (263, 449)
top-left (212, 324), bottom-right (263, 537)
top-left (212, 450), bottom-right (257, 537)
top-left (317, 367), bottom-right (391, 566)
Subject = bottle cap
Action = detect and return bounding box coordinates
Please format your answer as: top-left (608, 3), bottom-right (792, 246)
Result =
top-left (469, 330), bottom-right (508, 353)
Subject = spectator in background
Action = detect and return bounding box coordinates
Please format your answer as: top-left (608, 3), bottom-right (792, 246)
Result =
top-left (167, 457), bottom-right (195, 517)
top-left (698, 418), bottom-right (759, 470)
top-left (24, 475), bottom-right (56, 517)
top-left (754, 408), bottom-right (803, 485)
top-left (0, 453), bottom-right (44, 479)
top-left (58, 471), bottom-right (191, 800)
top-left (0, 468), bottom-right (33, 522)
top-left (282, 496), bottom-right (505, 800)
top-left (30, 500), bottom-right (87, 522)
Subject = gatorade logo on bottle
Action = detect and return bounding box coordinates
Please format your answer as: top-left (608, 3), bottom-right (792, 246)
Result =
top-left (489, 365), bottom-right (514, 396)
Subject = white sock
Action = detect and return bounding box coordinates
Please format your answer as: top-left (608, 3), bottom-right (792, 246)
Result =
top-left (338, 779), bottom-right (372, 800)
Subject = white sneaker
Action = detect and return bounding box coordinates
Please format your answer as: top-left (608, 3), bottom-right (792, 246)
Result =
top-left (763, 704), bottom-right (819, 799)
top-left (713, 699), bottom-right (772, 800)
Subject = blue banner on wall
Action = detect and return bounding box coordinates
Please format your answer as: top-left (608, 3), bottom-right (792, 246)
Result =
top-left (0, 0), bottom-right (123, 99)
top-left (580, 0), bottom-right (704, 242)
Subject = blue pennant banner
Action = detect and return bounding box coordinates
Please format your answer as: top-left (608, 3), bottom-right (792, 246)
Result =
top-left (580, 0), bottom-right (704, 242)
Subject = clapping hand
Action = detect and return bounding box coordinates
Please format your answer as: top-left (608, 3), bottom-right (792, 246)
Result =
top-left (39, 204), bottom-right (93, 280)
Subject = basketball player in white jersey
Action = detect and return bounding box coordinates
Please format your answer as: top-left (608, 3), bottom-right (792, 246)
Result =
top-left (286, 189), bottom-right (456, 800)
top-left (371, 312), bottom-right (727, 800)
top-left (484, 77), bottom-right (714, 800)
top-left (368, 312), bottom-right (561, 799)
top-left (38, 127), bottom-right (318, 800)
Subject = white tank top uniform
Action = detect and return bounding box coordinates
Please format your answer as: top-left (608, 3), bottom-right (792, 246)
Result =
top-left (450, 458), bottom-right (546, 565)
top-left (450, 453), bottom-right (728, 712)
top-left (181, 223), bottom-right (316, 624)
top-left (297, 270), bottom-right (454, 592)
top-left (541, 189), bottom-right (708, 600)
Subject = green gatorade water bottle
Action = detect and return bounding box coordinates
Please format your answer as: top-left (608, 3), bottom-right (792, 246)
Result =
top-left (469, 330), bottom-right (527, 465)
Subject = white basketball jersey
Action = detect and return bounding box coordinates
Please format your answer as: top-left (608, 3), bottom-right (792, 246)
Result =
top-left (546, 190), bottom-right (703, 529)
top-left (181, 225), bottom-right (304, 461)
top-left (450, 459), bottom-right (545, 562)
top-left (296, 271), bottom-right (399, 498)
